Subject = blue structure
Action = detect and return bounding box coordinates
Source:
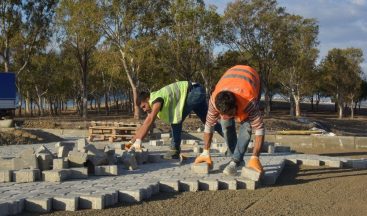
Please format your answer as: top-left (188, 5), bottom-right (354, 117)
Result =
top-left (0, 72), bottom-right (16, 117)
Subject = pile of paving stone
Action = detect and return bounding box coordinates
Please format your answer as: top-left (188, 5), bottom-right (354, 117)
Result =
top-left (0, 138), bottom-right (161, 184)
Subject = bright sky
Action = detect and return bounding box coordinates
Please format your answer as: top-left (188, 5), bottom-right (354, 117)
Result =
top-left (205, 0), bottom-right (367, 76)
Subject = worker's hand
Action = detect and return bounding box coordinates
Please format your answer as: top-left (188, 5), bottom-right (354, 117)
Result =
top-left (125, 141), bottom-right (133, 150)
top-left (247, 156), bottom-right (264, 173)
top-left (194, 149), bottom-right (213, 169)
top-left (129, 139), bottom-right (142, 151)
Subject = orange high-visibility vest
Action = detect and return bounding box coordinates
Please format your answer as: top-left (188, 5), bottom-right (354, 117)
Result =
top-left (211, 65), bottom-right (260, 122)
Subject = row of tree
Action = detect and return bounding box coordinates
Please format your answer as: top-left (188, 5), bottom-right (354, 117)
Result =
top-left (1, 0), bottom-right (366, 119)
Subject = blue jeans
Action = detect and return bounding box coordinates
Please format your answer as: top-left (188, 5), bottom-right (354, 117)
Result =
top-left (221, 118), bottom-right (252, 163)
top-left (171, 84), bottom-right (223, 150)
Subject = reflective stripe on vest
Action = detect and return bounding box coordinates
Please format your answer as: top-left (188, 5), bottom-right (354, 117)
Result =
top-left (222, 74), bottom-right (257, 89)
top-left (211, 65), bottom-right (260, 122)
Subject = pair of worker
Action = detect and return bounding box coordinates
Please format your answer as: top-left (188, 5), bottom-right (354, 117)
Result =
top-left (128, 65), bottom-right (264, 175)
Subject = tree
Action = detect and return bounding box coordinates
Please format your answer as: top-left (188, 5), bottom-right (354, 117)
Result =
top-left (1, 0), bottom-right (57, 116)
top-left (100, 0), bottom-right (170, 119)
top-left (320, 48), bottom-right (364, 119)
top-left (157, 0), bottom-right (222, 91)
top-left (57, 0), bottom-right (103, 119)
top-left (274, 14), bottom-right (319, 117)
top-left (222, 0), bottom-right (285, 116)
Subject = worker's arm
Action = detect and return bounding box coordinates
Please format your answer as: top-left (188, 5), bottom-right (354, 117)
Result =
top-left (195, 98), bottom-right (219, 166)
top-left (131, 102), bottom-right (161, 143)
top-left (245, 100), bottom-right (265, 172)
top-left (203, 98), bottom-right (220, 150)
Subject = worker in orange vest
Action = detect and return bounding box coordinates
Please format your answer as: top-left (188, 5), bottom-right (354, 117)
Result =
top-left (195, 65), bottom-right (265, 176)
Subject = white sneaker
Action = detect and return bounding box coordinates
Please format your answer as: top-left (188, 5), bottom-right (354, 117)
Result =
top-left (223, 161), bottom-right (238, 176)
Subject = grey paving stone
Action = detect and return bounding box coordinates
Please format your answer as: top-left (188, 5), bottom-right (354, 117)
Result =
top-left (42, 169), bottom-right (70, 182)
top-left (191, 163), bottom-right (209, 174)
top-left (198, 178), bottom-right (218, 191)
top-left (218, 178), bottom-right (237, 190)
top-left (13, 169), bottom-right (37, 183)
top-left (179, 179), bottom-right (199, 192)
top-left (241, 167), bottom-right (261, 181)
top-left (118, 189), bottom-right (143, 203)
top-left (52, 196), bottom-right (78, 211)
top-left (25, 197), bottom-right (52, 213)
top-left (69, 167), bottom-right (88, 179)
top-left (159, 179), bottom-right (179, 193)
top-left (0, 170), bottom-right (12, 183)
top-left (236, 178), bottom-right (257, 190)
top-left (79, 194), bottom-right (105, 210)
top-left (324, 160), bottom-right (343, 168)
top-left (301, 159), bottom-right (321, 166)
top-left (53, 158), bottom-right (68, 169)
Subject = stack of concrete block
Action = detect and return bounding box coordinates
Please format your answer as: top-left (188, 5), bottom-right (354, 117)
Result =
top-left (0, 157), bottom-right (13, 170)
top-left (149, 140), bottom-right (164, 146)
top-left (95, 165), bottom-right (118, 176)
top-left (68, 151), bottom-right (88, 167)
top-left (42, 167), bottom-right (88, 182)
top-left (53, 158), bottom-right (69, 169)
top-left (35, 145), bottom-right (54, 171)
top-left (0, 170), bottom-right (12, 182)
top-left (56, 141), bottom-right (74, 158)
top-left (134, 149), bottom-right (149, 164)
top-left (12, 148), bottom-right (39, 170)
top-left (104, 145), bottom-right (117, 165)
top-left (121, 151), bottom-right (138, 170)
top-left (85, 144), bottom-right (109, 167)
top-left (13, 169), bottom-right (40, 183)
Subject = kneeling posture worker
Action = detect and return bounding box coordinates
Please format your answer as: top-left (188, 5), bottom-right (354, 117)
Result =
top-left (195, 65), bottom-right (265, 175)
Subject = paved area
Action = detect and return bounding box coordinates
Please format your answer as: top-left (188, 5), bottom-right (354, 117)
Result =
top-left (0, 138), bottom-right (360, 215)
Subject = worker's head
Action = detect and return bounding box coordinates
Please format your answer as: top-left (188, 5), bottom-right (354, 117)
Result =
top-left (215, 91), bottom-right (236, 120)
top-left (138, 91), bottom-right (151, 113)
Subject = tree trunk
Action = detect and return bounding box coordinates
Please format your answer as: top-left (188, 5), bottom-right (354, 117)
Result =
top-left (294, 97), bottom-right (301, 117)
top-left (264, 86), bottom-right (271, 116)
top-left (104, 92), bottom-right (109, 116)
top-left (25, 91), bottom-right (31, 116)
top-left (289, 94), bottom-right (295, 117)
top-left (350, 100), bottom-right (354, 119)
top-left (338, 102), bottom-right (343, 119)
top-left (310, 95), bottom-right (314, 111)
top-left (119, 50), bottom-right (140, 119)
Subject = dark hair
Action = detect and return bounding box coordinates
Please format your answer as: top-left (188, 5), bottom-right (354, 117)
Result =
top-left (137, 91), bottom-right (150, 105)
top-left (215, 91), bottom-right (236, 114)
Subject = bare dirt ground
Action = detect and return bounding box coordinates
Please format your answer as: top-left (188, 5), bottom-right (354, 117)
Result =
top-left (0, 128), bottom-right (63, 146)
top-left (29, 148), bottom-right (367, 216)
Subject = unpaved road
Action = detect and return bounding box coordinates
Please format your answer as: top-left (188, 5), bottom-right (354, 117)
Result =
top-left (21, 149), bottom-right (367, 216)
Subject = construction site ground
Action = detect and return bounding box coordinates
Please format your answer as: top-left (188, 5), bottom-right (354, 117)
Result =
top-left (12, 147), bottom-right (366, 216)
top-left (1, 104), bottom-right (366, 216)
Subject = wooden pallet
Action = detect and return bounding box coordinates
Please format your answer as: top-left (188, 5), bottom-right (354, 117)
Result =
top-left (88, 124), bottom-right (140, 142)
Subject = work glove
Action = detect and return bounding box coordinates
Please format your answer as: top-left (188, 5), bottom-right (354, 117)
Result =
top-left (125, 139), bottom-right (142, 151)
top-left (194, 149), bottom-right (213, 169)
top-left (247, 156), bottom-right (264, 173)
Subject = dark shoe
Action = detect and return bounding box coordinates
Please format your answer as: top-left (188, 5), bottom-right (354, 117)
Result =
top-left (163, 148), bottom-right (180, 160)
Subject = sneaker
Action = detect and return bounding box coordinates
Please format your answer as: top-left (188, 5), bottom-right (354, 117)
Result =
top-left (163, 148), bottom-right (180, 160)
top-left (223, 161), bottom-right (239, 176)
